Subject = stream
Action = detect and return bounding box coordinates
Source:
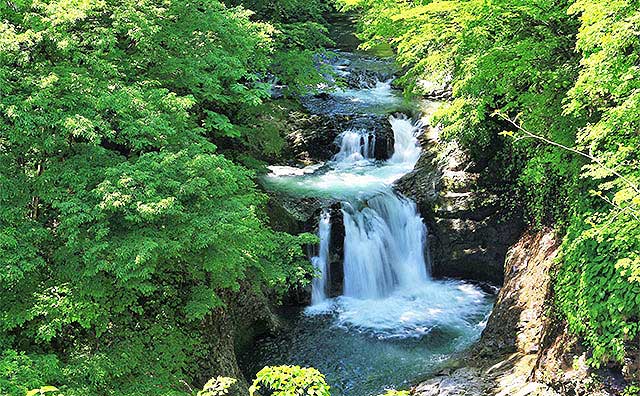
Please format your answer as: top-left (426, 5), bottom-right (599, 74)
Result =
top-left (241, 51), bottom-right (495, 396)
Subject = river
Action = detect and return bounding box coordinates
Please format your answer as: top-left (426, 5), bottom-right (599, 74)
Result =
top-left (241, 50), bottom-right (494, 396)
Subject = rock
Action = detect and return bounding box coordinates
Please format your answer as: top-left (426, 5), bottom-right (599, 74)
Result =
top-left (345, 68), bottom-right (395, 89)
top-left (413, 367), bottom-right (489, 396)
top-left (479, 230), bottom-right (559, 355)
top-left (282, 113), bottom-right (342, 164)
top-left (622, 340), bottom-right (640, 382)
top-left (327, 203), bottom-right (345, 297)
top-left (282, 113), bottom-right (396, 165)
top-left (314, 92), bottom-right (332, 100)
top-left (411, 230), bottom-right (617, 396)
top-left (266, 192), bottom-right (329, 234)
top-left (204, 283), bottom-right (281, 395)
top-left (396, 140), bottom-right (522, 283)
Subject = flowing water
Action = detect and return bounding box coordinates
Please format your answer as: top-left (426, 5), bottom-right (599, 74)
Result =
top-left (311, 210), bottom-right (332, 305)
top-left (243, 52), bottom-right (494, 396)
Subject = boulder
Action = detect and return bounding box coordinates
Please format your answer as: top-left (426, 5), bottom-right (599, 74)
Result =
top-left (478, 230), bottom-right (560, 356)
top-left (266, 192), bottom-right (328, 235)
top-left (282, 113), bottom-right (395, 165)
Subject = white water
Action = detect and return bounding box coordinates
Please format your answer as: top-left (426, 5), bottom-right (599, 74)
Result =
top-left (342, 191), bottom-right (428, 299)
top-left (389, 117), bottom-right (422, 164)
top-left (333, 129), bottom-right (376, 163)
top-left (311, 210), bottom-right (332, 305)
top-left (252, 57), bottom-right (494, 396)
top-left (333, 80), bottom-right (401, 108)
top-left (334, 281), bottom-right (491, 339)
top-left (264, 115), bottom-right (421, 199)
top-left (263, 73), bottom-right (491, 342)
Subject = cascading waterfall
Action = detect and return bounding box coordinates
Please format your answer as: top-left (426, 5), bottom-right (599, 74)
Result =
top-left (338, 114), bottom-right (429, 299)
top-left (389, 116), bottom-right (422, 164)
top-left (311, 210), bottom-right (332, 304)
top-left (333, 129), bottom-right (375, 163)
top-left (309, 114), bottom-right (424, 302)
top-left (342, 192), bottom-right (428, 299)
top-left (254, 55), bottom-right (494, 396)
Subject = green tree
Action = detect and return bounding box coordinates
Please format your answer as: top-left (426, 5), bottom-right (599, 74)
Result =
top-left (0, 0), bottom-right (321, 394)
top-left (340, 0), bottom-right (640, 369)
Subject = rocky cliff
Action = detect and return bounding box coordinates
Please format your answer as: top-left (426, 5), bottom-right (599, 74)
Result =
top-left (395, 134), bottom-right (522, 284)
top-left (205, 284), bottom-right (280, 394)
top-left (413, 229), bottom-right (620, 396)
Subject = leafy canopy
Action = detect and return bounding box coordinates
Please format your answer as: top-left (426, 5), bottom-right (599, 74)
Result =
top-left (0, 0), bottom-right (325, 394)
top-left (340, 0), bottom-right (640, 368)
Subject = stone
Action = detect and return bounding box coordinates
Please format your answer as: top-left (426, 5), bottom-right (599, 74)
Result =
top-left (395, 139), bottom-right (523, 283)
top-left (412, 230), bottom-right (617, 396)
top-left (281, 113), bottom-right (396, 165)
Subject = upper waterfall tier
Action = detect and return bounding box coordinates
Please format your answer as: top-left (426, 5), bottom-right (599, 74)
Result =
top-left (263, 115), bottom-right (422, 200)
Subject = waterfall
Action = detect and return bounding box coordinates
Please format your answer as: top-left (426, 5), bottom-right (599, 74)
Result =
top-left (333, 129), bottom-right (376, 163)
top-left (311, 210), bottom-right (332, 304)
top-left (342, 191), bottom-right (429, 299)
top-left (389, 115), bottom-right (421, 165)
top-left (306, 114), bottom-right (429, 305)
top-left (256, 55), bottom-right (494, 394)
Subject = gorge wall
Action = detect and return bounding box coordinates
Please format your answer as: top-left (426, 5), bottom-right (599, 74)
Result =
top-left (395, 128), bottom-right (523, 284)
top-left (413, 229), bottom-right (620, 396)
top-left (393, 127), bottom-right (626, 395)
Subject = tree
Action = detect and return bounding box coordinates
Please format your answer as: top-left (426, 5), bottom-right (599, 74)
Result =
top-left (0, 0), bottom-right (320, 394)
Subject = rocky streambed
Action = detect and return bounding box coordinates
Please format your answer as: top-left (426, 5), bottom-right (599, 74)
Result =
top-left (241, 50), bottom-right (499, 395)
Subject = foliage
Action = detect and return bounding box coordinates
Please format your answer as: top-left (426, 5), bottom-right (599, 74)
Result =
top-left (26, 386), bottom-right (61, 396)
top-left (0, 351), bottom-right (62, 396)
top-left (249, 366), bottom-right (331, 396)
top-left (224, 0), bottom-right (334, 96)
top-left (196, 368), bottom-right (411, 396)
top-left (198, 377), bottom-right (238, 396)
top-left (340, 0), bottom-right (640, 368)
top-left (555, 0), bottom-right (640, 366)
top-left (377, 390), bottom-right (410, 396)
top-left (623, 384), bottom-right (640, 396)
top-left (0, 0), bottom-right (328, 394)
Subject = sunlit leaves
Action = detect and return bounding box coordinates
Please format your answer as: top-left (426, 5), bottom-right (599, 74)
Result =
top-left (0, 0), bottom-right (317, 394)
top-left (343, 0), bottom-right (640, 368)
top-left (250, 365), bottom-right (331, 396)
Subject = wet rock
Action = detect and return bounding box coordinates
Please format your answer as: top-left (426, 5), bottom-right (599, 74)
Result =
top-left (327, 203), bottom-right (345, 297)
top-left (347, 115), bottom-right (395, 160)
top-left (266, 192), bottom-right (329, 235)
top-left (396, 140), bottom-right (522, 283)
top-left (314, 92), bottom-right (332, 100)
top-left (282, 113), bottom-right (343, 164)
top-left (326, 51), bottom-right (398, 89)
top-left (345, 68), bottom-right (395, 89)
top-left (479, 230), bottom-right (559, 356)
top-left (412, 230), bottom-right (617, 396)
top-left (282, 113), bottom-right (396, 165)
top-left (205, 283), bottom-right (281, 395)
